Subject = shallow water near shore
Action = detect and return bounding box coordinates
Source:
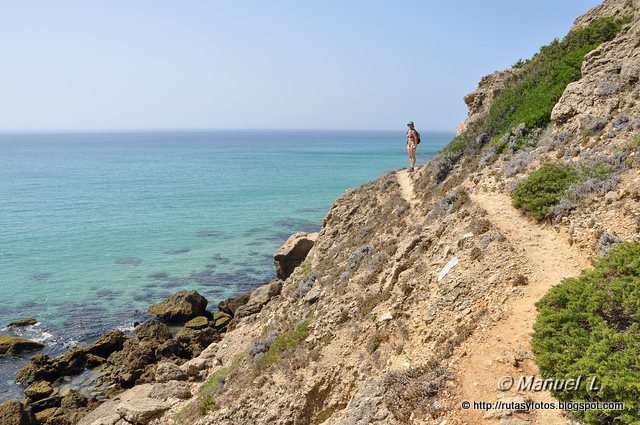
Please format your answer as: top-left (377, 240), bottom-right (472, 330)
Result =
top-left (0, 129), bottom-right (451, 400)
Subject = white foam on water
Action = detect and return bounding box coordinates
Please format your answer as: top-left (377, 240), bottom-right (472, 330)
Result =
top-left (118, 323), bottom-right (136, 332)
top-left (35, 332), bottom-right (54, 342)
top-left (62, 339), bottom-right (80, 349)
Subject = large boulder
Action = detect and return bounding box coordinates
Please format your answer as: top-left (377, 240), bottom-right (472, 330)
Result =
top-left (0, 400), bottom-right (37, 425)
top-left (174, 327), bottom-right (219, 358)
top-left (106, 339), bottom-right (156, 388)
top-left (217, 291), bottom-right (251, 317)
top-left (148, 381), bottom-right (191, 400)
top-left (235, 280), bottom-right (283, 318)
top-left (24, 381), bottom-right (55, 401)
top-left (116, 398), bottom-right (170, 424)
top-left (16, 347), bottom-right (87, 385)
top-left (273, 232), bottom-right (318, 280)
top-left (155, 362), bottom-right (188, 383)
top-left (147, 290), bottom-right (208, 323)
top-left (133, 320), bottom-right (173, 344)
top-left (78, 383), bottom-right (168, 425)
top-left (16, 353), bottom-right (58, 384)
top-left (0, 336), bottom-right (44, 356)
top-left (86, 329), bottom-right (128, 358)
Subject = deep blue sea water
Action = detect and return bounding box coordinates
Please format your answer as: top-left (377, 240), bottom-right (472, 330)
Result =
top-left (0, 130), bottom-right (451, 399)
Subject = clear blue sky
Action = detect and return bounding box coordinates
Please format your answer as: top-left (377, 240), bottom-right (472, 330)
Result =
top-left (0, 0), bottom-right (602, 132)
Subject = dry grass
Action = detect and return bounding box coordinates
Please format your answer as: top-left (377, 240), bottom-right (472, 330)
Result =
top-left (383, 364), bottom-right (452, 422)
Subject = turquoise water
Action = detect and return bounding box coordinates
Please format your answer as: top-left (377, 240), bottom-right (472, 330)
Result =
top-left (0, 130), bottom-right (451, 398)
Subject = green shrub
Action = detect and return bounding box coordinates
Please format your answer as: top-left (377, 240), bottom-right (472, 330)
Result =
top-left (434, 16), bottom-right (629, 165)
top-left (256, 320), bottom-right (310, 370)
top-left (511, 163), bottom-right (579, 220)
top-left (198, 394), bottom-right (217, 415)
top-left (175, 351), bottom-right (247, 421)
top-left (513, 58), bottom-right (527, 69)
top-left (512, 159), bottom-right (621, 220)
top-left (443, 136), bottom-right (469, 157)
top-left (483, 16), bottom-right (631, 138)
top-left (532, 241), bottom-right (640, 424)
top-left (199, 352), bottom-right (246, 394)
top-left (298, 259), bottom-right (311, 275)
top-left (630, 132), bottom-right (640, 152)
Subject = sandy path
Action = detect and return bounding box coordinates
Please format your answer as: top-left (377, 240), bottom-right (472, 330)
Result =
top-left (396, 169), bottom-right (418, 207)
top-left (447, 190), bottom-right (592, 424)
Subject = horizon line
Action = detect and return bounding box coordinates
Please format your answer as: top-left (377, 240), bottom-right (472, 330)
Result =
top-left (0, 127), bottom-right (456, 135)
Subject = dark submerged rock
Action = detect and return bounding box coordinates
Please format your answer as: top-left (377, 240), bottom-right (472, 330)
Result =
top-left (7, 317), bottom-right (38, 327)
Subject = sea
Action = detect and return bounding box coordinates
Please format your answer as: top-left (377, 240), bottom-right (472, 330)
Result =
top-left (0, 129), bottom-right (452, 400)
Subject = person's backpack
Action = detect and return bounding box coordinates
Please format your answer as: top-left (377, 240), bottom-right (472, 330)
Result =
top-left (407, 129), bottom-right (421, 144)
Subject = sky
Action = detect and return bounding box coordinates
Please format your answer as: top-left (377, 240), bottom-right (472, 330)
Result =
top-left (0, 0), bottom-right (603, 132)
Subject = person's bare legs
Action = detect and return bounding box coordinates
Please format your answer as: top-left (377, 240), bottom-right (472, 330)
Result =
top-left (408, 144), bottom-right (417, 170)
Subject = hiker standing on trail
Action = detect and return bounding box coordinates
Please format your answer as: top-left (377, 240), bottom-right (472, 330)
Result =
top-left (406, 121), bottom-right (420, 172)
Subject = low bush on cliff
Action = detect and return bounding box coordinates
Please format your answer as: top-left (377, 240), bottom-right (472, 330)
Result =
top-left (175, 351), bottom-right (247, 421)
top-left (512, 160), bottom-right (620, 221)
top-left (256, 319), bottom-right (310, 370)
top-left (631, 131), bottom-right (640, 152)
top-left (532, 241), bottom-right (640, 424)
top-left (199, 352), bottom-right (247, 394)
top-left (511, 163), bottom-right (579, 220)
top-left (484, 16), bottom-right (631, 138)
top-left (430, 15), bottom-right (630, 178)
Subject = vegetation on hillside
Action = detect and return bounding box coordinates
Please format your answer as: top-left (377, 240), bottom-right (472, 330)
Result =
top-left (511, 163), bottom-right (580, 220)
top-left (532, 241), bottom-right (640, 424)
top-left (435, 15), bottom-right (631, 174)
top-left (482, 16), bottom-right (631, 137)
top-left (256, 319), bottom-right (310, 370)
top-left (511, 160), bottom-right (620, 221)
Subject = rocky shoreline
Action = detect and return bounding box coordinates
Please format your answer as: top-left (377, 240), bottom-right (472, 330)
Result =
top-left (0, 232), bottom-right (318, 425)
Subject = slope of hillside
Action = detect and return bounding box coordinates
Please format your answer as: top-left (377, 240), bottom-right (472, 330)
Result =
top-left (11, 1), bottom-right (638, 424)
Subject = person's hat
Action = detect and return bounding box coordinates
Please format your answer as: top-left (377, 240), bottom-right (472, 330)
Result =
top-left (407, 121), bottom-right (414, 126)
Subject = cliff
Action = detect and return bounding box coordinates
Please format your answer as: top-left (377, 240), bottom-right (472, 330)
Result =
top-left (152, 1), bottom-right (637, 422)
top-left (7, 1), bottom-right (640, 424)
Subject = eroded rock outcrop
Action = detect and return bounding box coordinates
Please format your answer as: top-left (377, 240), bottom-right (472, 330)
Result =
top-left (0, 400), bottom-right (36, 425)
top-left (273, 232), bottom-right (318, 279)
top-left (0, 336), bottom-right (44, 356)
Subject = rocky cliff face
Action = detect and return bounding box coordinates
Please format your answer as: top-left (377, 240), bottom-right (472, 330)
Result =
top-left (58, 1), bottom-right (640, 424)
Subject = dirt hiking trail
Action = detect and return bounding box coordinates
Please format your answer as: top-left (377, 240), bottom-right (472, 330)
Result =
top-left (397, 169), bottom-right (593, 424)
top-left (396, 169), bottom-right (419, 208)
top-left (452, 189), bottom-right (591, 424)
